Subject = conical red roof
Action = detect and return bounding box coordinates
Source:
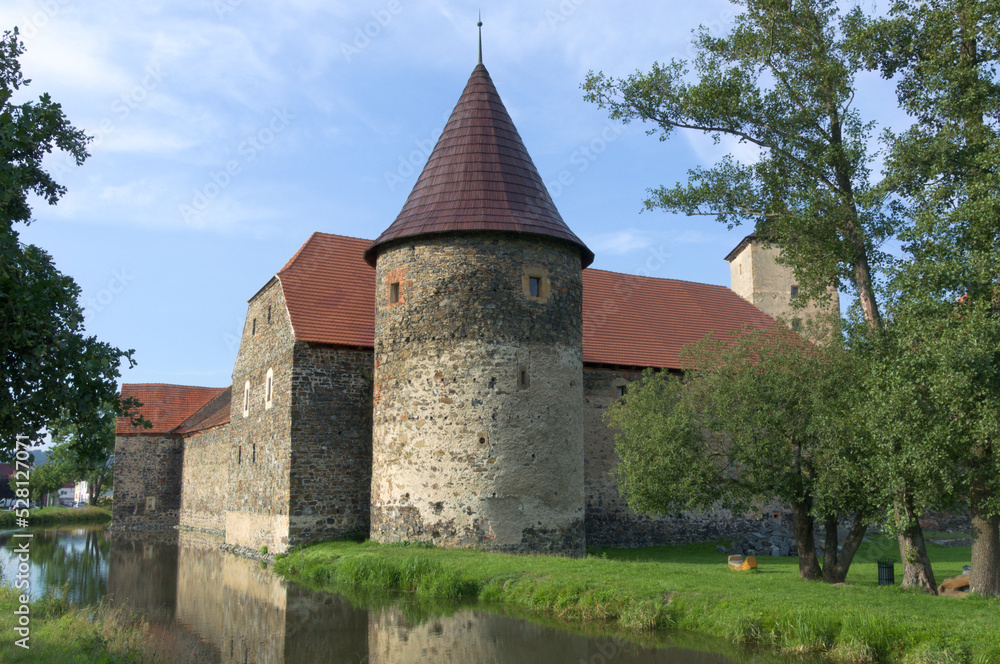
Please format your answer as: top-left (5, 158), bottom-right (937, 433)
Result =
top-left (364, 64), bottom-right (593, 267)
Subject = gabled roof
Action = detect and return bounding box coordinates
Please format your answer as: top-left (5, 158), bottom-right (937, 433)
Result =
top-left (116, 384), bottom-right (227, 435)
top-left (276, 233), bottom-right (777, 369)
top-left (581, 269), bottom-right (778, 368)
top-left (365, 64), bottom-right (593, 268)
top-left (277, 233), bottom-right (375, 347)
top-left (724, 233), bottom-right (757, 263)
top-left (174, 386), bottom-right (232, 435)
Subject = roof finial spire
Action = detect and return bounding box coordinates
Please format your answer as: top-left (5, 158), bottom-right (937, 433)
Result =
top-left (477, 11), bottom-right (483, 64)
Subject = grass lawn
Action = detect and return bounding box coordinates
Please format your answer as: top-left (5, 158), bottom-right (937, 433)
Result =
top-left (0, 506), bottom-right (111, 528)
top-left (274, 535), bottom-right (1000, 664)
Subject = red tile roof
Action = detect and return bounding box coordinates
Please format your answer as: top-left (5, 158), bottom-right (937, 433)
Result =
top-left (581, 269), bottom-right (779, 368)
top-left (277, 233), bottom-right (777, 370)
top-left (365, 64), bottom-right (593, 268)
top-left (174, 386), bottom-right (231, 434)
top-left (277, 233), bottom-right (375, 347)
top-left (126, 236), bottom-right (780, 431)
top-left (117, 384), bottom-right (227, 435)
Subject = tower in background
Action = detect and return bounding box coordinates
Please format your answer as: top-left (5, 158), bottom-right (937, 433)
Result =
top-left (725, 234), bottom-right (840, 332)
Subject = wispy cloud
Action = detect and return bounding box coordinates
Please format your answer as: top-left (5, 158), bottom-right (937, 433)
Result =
top-left (589, 229), bottom-right (653, 255)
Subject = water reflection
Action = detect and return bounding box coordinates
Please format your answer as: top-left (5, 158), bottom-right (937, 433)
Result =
top-left (0, 525), bottom-right (109, 605)
top-left (2, 528), bottom-right (754, 664)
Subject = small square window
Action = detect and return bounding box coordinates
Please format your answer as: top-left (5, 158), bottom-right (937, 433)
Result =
top-left (616, 385), bottom-right (628, 398)
top-left (790, 285), bottom-right (799, 299)
top-left (389, 282), bottom-right (400, 304)
top-left (528, 277), bottom-right (540, 298)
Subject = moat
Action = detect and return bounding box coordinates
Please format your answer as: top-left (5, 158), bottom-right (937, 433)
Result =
top-left (0, 525), bottom-right (814, 663)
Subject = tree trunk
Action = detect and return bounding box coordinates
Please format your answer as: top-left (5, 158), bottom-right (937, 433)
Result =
top-left (792, 501), bottom-right (822, 580)
top-left (822, 514), bottom-right (838, 577)
top-left (824, 511), bottom-right (868, 583)
top-left (969, 478), bottom-right (1000, 597)
top-left (896, 491), bottom-right (938, 594)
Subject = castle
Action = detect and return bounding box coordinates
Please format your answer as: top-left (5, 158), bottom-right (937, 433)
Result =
top-left (113, 61), bottom-right (822, 555)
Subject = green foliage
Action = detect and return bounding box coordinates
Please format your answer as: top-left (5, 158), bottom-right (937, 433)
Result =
top-left (850, 0), bottom-right (1000, 594)
top-left (0, 28), bottom-right (143, 456)
top-left (583, 0), bottom-right (894, 326)
top-left (607, 324), bottom-right (873, 533)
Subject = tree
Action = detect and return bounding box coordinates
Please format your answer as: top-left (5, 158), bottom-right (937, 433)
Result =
top-left (857, 0), bottom-right (1000, 596)
top-left (1, 27), bottom-right (142, 456)
top-left (8, 446), bottom-right (73, 505)
top-left (583, 0), bottom-right (941, 592)
top-left (47, 400), bottom-right (118, 504)
top-left (607, 325), bottom-right (875, 582)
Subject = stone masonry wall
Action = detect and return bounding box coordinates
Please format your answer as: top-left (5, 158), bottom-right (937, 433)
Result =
top-left (729, 241), bottom-right (840, 329)
top-left (371, 233), bottom-right (586, 556)
top-left (289, 343), bottom-right (373, 545)
top-left (112, 434), bottom-right (183, 529)
top-left (584, 367), bottom-right (776, 547)
top-left (179, 424), bottom-right (230, 535)
top-left (227, 279), bottom-right (295, 553)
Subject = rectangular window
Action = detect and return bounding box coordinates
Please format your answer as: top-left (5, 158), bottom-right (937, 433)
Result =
top-left (238, 446), bottom-right (242, 465)
top-left (267, 305), bottom-right (272, 323)
top-left (389, 282), bottom-right (400, 304)
top-left (252, 442), bottom-right (256, 463)
top-left (519, 369), bottom-right (528, 389)
top-left (252, 318), bottom-right (257, 335)
top-left (528, 277), bottom-right (540, 298)
top-left (616, 385), bottom-right (628, 398)
top-left (790, 285), bottom-right (799, 299)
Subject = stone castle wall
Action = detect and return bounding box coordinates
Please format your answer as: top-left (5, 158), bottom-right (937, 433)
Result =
top-left (289, 343), bottom-right (373, 544)
top-left (179, 424), bottom-right (230, 535)
top-left (227, 280), bottom-right (295, 553)
top-left (112, 434), bottom-right (183, 529)
top-left (371, 233), bottom-right (586, 555)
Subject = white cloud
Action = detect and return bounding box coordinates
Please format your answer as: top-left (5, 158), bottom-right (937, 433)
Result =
top-left (588, 229), bottom-right (653, 255)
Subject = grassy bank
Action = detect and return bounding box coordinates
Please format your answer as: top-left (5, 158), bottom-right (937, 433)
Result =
top-left (274, 536), bottom-right (1000, 664)
top-left (0, 506), bottom-right (111, 528)
top-left (0, 585), bottom-right (161, 664)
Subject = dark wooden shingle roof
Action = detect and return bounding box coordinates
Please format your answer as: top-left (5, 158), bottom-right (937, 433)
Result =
top-left (365, 64), bottom-right (593, 267)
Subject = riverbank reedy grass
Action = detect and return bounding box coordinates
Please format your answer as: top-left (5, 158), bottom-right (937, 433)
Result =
top-left (0, 506), bottom-right (111, 528)
top-left (273, 535), bottom-right (999, 664)
top-left (0, 584), bottom-right (161, 663)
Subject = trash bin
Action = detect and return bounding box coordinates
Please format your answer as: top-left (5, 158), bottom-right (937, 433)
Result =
top-left (877, 559), bottom-right (895, 586)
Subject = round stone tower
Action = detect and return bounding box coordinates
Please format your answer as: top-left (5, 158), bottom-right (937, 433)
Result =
top-left (364, 62), bottom-right (594, 556)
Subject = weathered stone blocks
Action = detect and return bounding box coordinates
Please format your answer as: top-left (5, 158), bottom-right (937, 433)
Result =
top-left (371, 233), bottom-right (586, 555)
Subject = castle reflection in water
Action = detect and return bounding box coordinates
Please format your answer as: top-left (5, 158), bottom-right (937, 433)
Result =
top-left (105, 531), bottom-right (733, 664)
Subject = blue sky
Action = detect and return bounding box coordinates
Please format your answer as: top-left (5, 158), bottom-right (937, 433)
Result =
top-left (8, 0), bottom-right (904, 390)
